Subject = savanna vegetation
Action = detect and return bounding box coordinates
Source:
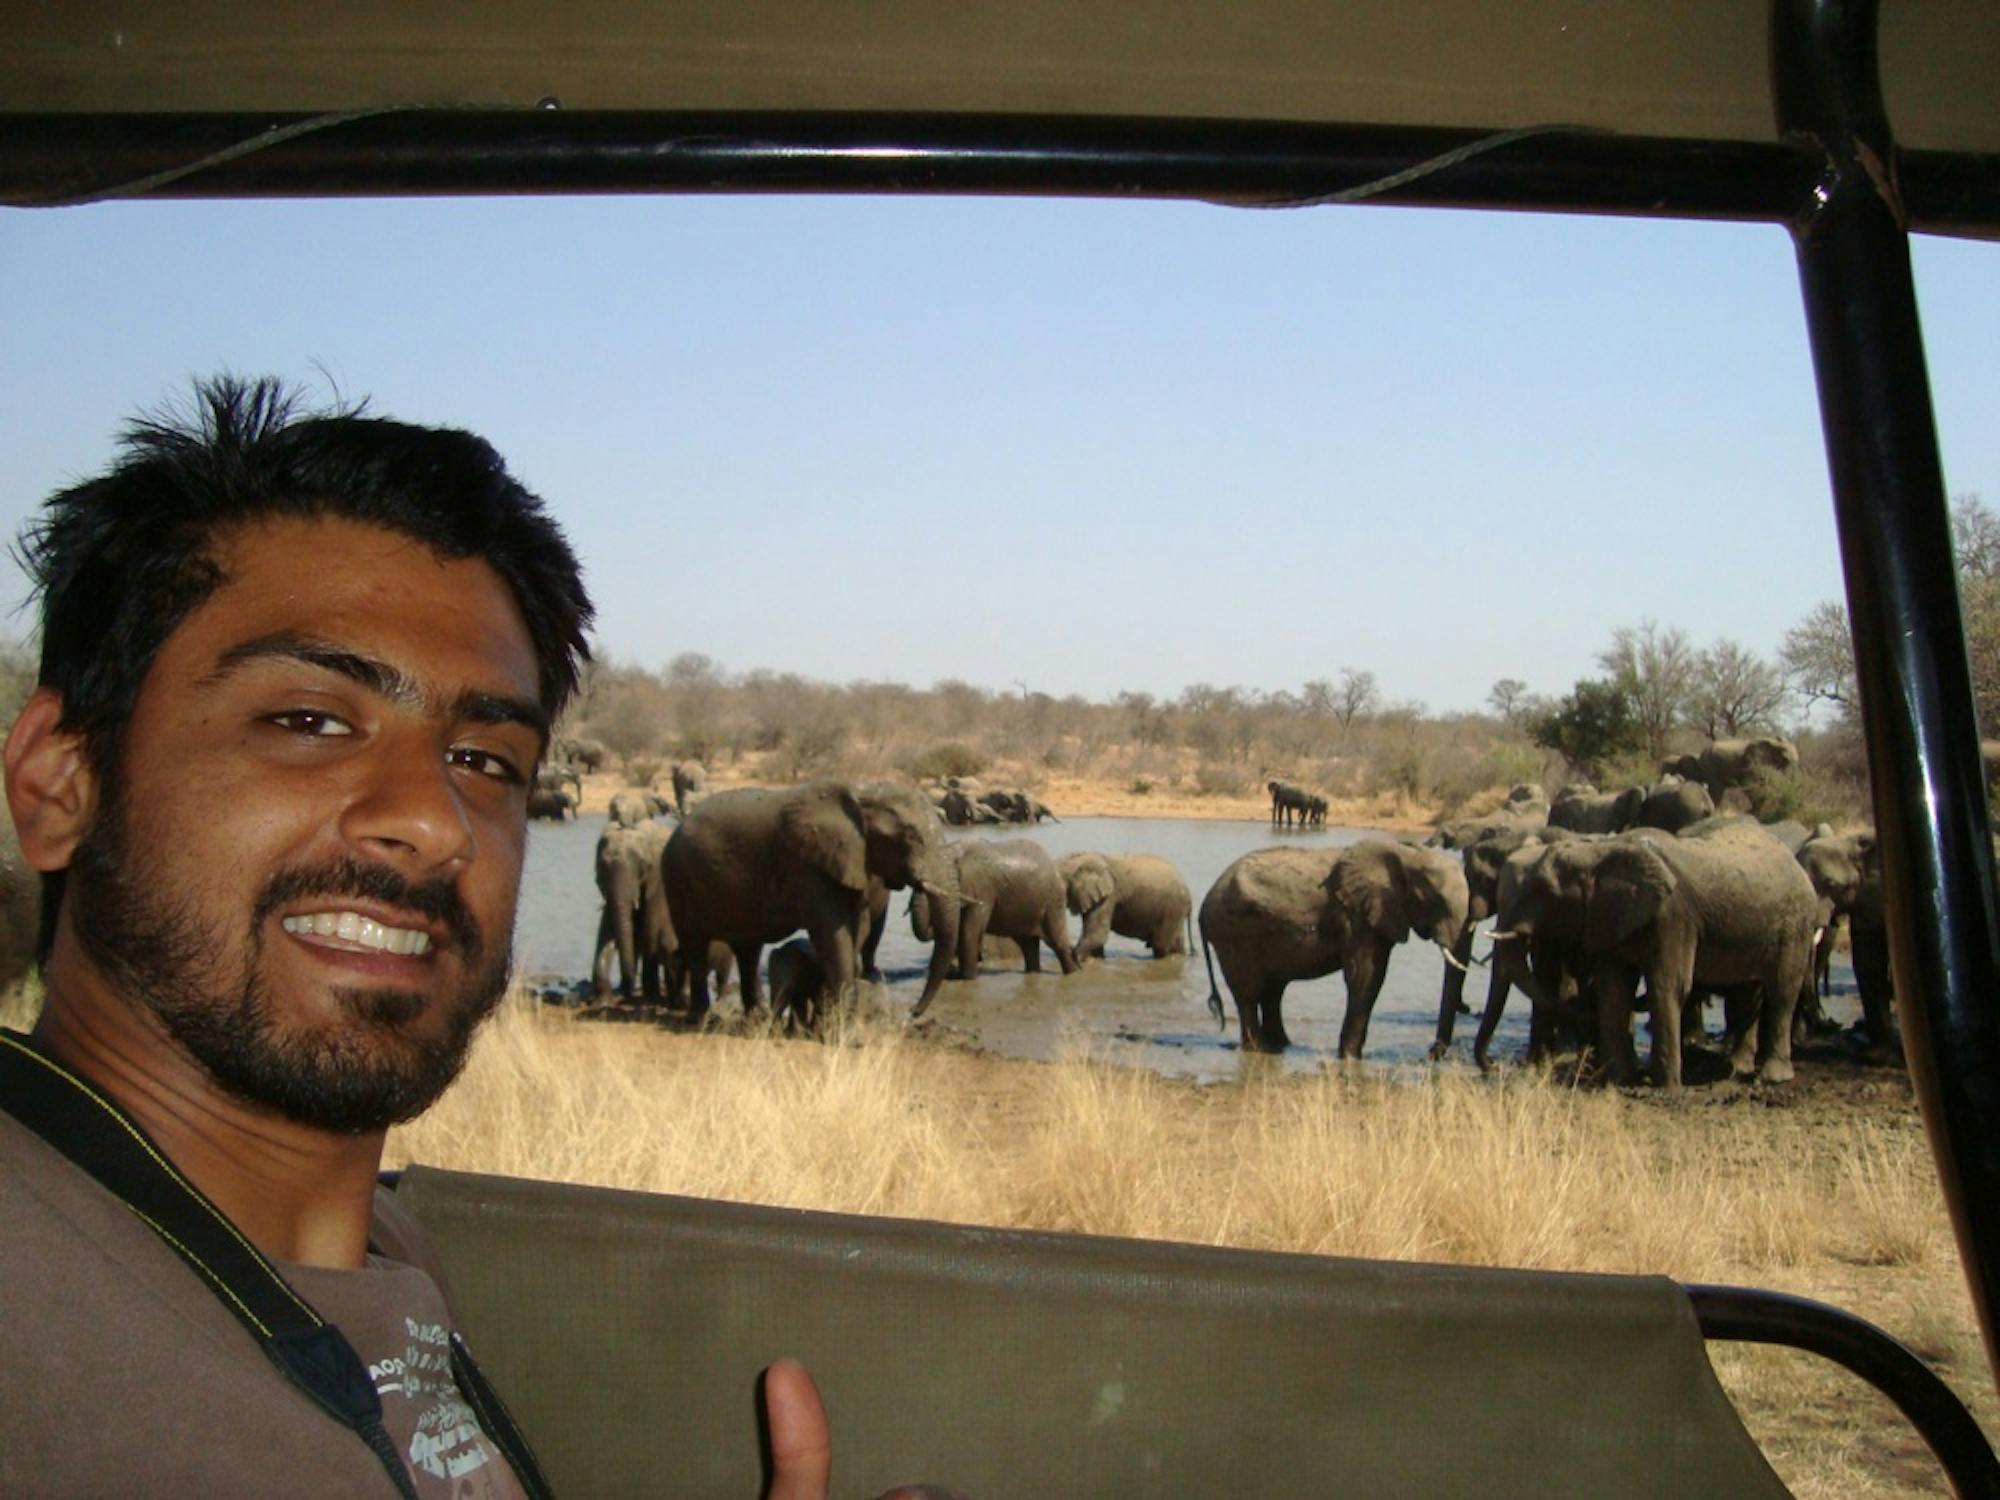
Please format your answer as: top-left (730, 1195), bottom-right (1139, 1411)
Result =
top-left (551, 498), bottom-right (2000, 828)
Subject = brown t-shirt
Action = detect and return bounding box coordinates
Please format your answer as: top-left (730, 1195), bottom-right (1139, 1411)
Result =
top-left (0, 1108), bottom-right (533, 1498)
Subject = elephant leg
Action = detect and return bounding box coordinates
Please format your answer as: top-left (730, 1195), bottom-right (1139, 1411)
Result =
top-left (1851, 924), bottom-right (1899, 1058)
top-left (682, 927), bottom-right (717, 1019)
top-left (1593, 964), bottom-right (1641, 1084)
top-left (734, 942), bottom-right (767, 1014)
top-left (1045, 915), bottom-right (1080, 975)
top-left (1754, 972), bottom-right (1798, 1085)
top-left (1077, 902), bottom-right (1113, 961)
top-left (1337, 945), bottom-right (1386, 1060)
top-left (1721, 988), bottom-right (1760, 1076)
top-left (807, 911), bottom-right (860, 1017)
top-left (959, 905), bottom-right (992, 978)
top-left (1021, 938), bottom-right (1043, 974)
top-left (1428, 927), bottom-right (1477, 1059)
top-left (1261, 980), bottom-right (1295, 1051)
top-left (591, 906), bottom-right (618, 999)
top-left (1643, 964), bottom-right (1686, 1091)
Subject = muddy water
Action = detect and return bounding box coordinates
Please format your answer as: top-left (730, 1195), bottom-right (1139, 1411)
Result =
top-left (516, 815), bottom-right (1861, 1084)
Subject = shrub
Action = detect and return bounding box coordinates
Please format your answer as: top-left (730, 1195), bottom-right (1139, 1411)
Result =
top-left (901, 742), bottom-right (988, 782)
top-left (1128, 776), bottom-right (1154, 796)
top-left (624, 757), bottom-right (663, 787)
top-left (1192, 761), bottom-right (1251, 797)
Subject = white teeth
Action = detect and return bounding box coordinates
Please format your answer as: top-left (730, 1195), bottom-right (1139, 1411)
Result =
top-left (281, 912), bottom-right (433, 956)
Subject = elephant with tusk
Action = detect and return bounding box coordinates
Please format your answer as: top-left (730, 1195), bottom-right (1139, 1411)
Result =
top-left (1199, 840), bottom-right (1469, 1057)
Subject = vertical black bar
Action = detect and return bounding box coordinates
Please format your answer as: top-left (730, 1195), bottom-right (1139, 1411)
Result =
top-left (1774, 0), bottom-right (2000, 1385)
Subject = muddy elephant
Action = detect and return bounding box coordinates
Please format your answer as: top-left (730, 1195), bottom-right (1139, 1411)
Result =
top-left (1635, 775), bottom-right (1714, 833)
top-left (662, 781), bottom-right (958, 1021)
top-left (607, 787), bottom-right (672, 830)
top-left (1492, 820), bottom-right (1818, 1087)
top-left (1660, 737), bottom-right (1799, 800)
top-left (939, 787), bottom-right (1003, 826)
top-left (1796, 829), bottom-right (1896, 1055)
top-left (1200, 840), bottom-right (1469, 1056)
top-left (671, 760), bottom-right (707, 815)
top-left (978, 788), bottom-right (1056, 824)
top-left (910, 838), bottom-right (1079, 1003)
top-left (594, 821), bottom-right (732, 1004)
top-left (1548, 784), bottom-right (1644, 834)
top-left (1057, 851), bottom-right (1194, 959)
top-left (1428, 824), bottom-right (1576, 1061)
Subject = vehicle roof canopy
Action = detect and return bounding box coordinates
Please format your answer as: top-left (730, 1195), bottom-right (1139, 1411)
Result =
top-left (9, 1), bottom-right (1999, 157)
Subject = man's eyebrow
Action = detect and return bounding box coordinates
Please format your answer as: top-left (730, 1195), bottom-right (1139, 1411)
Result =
top-left (204, 631), bottom-right (549, 740)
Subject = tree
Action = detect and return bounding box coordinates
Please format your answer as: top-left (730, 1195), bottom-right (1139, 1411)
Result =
top-left (1597, 620), bottom-right (1694, 761)
top-left (1531, 677), bottom-right (1644, 775)
top-left (1780, 599), bottom-right (1858, 719)
top-left (1332, 667), bottom-right (1379, 728)
top-left (1687, 639), bottom-right (1788, 739)
top-left (1486, 677), bottom-right (1529, 724)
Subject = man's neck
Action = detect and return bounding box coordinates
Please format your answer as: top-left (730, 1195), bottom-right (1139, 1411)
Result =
top-left (30, 982), bottom-right (385, 1271)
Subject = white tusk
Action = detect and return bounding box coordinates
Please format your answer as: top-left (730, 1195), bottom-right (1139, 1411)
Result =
top-left (1487, 930), bottom-right (1523, 942)
top-left (1439, 943), bottom-right (1468, 973)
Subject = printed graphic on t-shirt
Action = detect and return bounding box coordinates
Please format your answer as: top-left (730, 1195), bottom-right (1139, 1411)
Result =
top-left (368, 1317), bottom-right (510, 1496)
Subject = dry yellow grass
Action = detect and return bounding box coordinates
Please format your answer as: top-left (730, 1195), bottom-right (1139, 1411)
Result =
top-left (388, 993), bottom-right (1998, 1499)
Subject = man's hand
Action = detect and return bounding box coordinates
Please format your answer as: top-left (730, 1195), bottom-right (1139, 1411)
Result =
top-left (759, 1360), bottom-right (969, 1500)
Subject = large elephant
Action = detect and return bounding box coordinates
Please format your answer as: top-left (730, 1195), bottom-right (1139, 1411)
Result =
top-left (1660, 737), bottom-right (1799, 800)
top-left (1635, 775), bottom-right (1715, 833)
top-left (662, 781), bottom-right (958, 1021)
top-left (1795, 829), bottom-right (1896, 1055)
top-left (593, 821), bottom-right (733, 1004)
top-left (1492, 820), bottom-right (1818, 1087)
top-left (558, 734), bottom-right (611, 774)
top-left (670, 760), bottom-right (708, 815)
top-left (1056, 851), bottom-right (1194, 959)
top-left (1200, 840), bottom-right (1469, 1056)
top-left (1267, 779), bottom-right (1311, 828)
top-left (1547, 783), bottom-right (1644, 834)
top-left (978, 788), bottom-right (1057, 824)
top-left (910, 838), bottom-right (1079, 1000)
top-left (1429, 823), bottom-right (1573, 1060)
top-left (607, 787), bottom-right (672, 830)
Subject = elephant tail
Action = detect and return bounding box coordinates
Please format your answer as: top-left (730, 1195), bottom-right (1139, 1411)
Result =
top-left (1200, 919), bottom-right (1226, 1031)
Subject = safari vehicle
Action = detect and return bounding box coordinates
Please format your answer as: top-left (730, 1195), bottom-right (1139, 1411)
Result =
top-left (5, 1), bottom-right (1998, 1494)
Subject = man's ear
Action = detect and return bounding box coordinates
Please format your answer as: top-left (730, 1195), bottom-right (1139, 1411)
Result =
top-left (4, 688), bottom-right (98, 873)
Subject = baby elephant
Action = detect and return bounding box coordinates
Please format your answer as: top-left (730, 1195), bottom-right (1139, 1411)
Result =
top-left (767, 937), bottom-right (833, 1032)
top-left (1057, 852), bottom-right (1194, 959)
top-left (911, 839), bottom-right (1080, 1001)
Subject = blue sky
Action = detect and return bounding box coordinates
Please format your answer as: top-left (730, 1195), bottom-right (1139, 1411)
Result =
top-left (2, 194), bottom-right (1992, 716)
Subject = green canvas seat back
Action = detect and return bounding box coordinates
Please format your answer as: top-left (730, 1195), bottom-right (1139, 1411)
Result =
top-left (394, 1165), bottom-right (1789, 1499)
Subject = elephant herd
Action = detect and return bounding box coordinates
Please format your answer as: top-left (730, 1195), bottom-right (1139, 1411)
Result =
top-left (584, 778), bottom-right (1194, 1031)
top-left (1266, 780), bottom-right (1327, 828)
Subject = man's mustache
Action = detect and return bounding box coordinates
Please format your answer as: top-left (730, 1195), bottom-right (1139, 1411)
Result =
top-left (253, 856), bottom-right (482, 960)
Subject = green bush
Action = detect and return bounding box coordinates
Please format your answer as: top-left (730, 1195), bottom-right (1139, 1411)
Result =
top-left (900, 742), bottom-right (988, 781)
top-left (1128, 776), bottom-right (1154, 796)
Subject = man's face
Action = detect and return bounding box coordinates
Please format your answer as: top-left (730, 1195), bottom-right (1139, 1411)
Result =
top-left (63, 516), bottom-right (545, 1133)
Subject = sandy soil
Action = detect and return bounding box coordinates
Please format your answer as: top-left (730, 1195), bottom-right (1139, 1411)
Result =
top-left (571, 766), bottom-right (1440, 832)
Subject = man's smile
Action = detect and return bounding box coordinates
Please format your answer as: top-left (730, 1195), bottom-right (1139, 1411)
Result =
top-left (279, 909), bottom-right (437, 956)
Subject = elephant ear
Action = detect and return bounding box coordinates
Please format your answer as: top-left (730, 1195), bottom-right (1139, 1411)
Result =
top-left (1330, 843), bottom-right (1414, 944)
top-left (1061, 854), bottom-right (1116, 915)
top-left (1584, 843), bottom-right (1675, 952)
top-left (778, 783), bottom-right (868, 894)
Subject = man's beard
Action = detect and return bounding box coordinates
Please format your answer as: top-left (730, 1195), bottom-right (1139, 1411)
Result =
top-left (65, 790), bottom-right (514, 1134)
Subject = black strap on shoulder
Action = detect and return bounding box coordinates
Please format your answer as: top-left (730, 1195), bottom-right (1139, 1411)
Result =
top-left (0, 1031), bottom-right (552, 1500)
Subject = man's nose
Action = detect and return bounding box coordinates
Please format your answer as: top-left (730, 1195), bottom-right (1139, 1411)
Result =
top-left (339, 731), bottom-right (477, 869)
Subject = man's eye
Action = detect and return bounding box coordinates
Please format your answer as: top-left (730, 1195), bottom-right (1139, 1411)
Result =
top-left (449, 746), bottom-right (524, 784)
top-left (268, 710), bottom-right (355, 737)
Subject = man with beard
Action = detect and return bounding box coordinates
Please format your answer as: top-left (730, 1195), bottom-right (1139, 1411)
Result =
top-left (0, 378), bottom-right (877, 1499)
